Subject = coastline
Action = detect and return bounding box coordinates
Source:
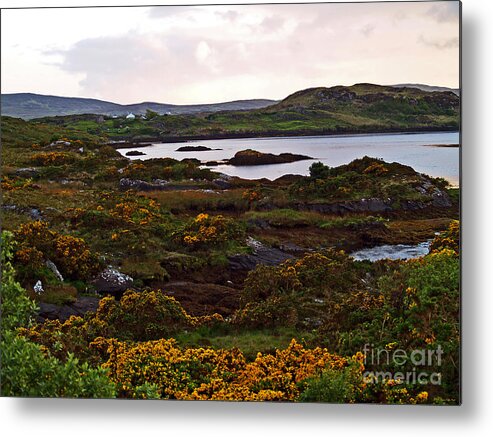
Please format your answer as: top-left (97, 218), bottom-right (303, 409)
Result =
top-left (109, 126), bottom-right (460, 148)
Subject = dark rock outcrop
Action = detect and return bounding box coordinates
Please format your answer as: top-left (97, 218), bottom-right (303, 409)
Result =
top-left (2, 204), bottom-right (43, 220)
top-left (163, 282), bottom-right (241, 316)
top-left (14, 167), bottom-right (40, 179)
top-left (212, 178), bottom-right (232, 189)
top-left (246, 218), bottom-right (271, 230)
top-left (300, 198), bottom-right (393, 214)
top-left (119, 178), bottom-right (201, 191)
top-left (296, 186), bottom-right (451, 214)
top-left (430, 188), bottom-right (452, 208)
top-left (37, 297), bottom-right (100, 323)
top-left (125, 150), bottom-right (146, 156)
top-left (120, 178), bottom-right (168, 191)
top-left (228, 238), bottom-right (293, 270)
top-left (119, 178), bottom-right (204, 192)
top-left (92, 267), bottom-right (133, 294)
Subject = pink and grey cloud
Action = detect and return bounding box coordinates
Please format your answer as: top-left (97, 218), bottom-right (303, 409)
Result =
top-left (1, 1), bottom-right (460, 104)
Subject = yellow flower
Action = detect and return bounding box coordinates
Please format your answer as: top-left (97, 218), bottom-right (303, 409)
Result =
top-left (195, 213), bottom-right (209, 223)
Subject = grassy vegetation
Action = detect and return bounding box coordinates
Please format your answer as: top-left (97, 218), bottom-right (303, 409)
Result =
top-left (244, 209), bottom-right (323, 227)
top-left (174, 325), bottom-right (315, 359)
top-left (1, 114), bottom-right (459, 403)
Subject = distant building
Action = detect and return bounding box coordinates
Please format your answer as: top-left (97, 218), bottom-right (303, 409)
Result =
top-left (126, 113), bottom-right (136, 120)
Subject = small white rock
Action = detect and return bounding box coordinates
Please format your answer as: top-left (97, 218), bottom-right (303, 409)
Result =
top-left (34, 280), bottom-right (44, 294)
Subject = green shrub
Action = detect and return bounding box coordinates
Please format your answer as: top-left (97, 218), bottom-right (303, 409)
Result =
top-left (98, 145), bottom-right (122, 158)
top-left (298, 366), bottom-right (358, 403)
top-left (1, 231), bottom-right (38, 331)
top-left (1, 331), bottom-right (116, 398)
top-left (234, 249), bottom-right (361, 329)
top-left (309, 161), bottom-right (330, 179)
top-left (0, 230), bottom-right (116, 398)
top-left (92, 289), bottom-right (195, 341)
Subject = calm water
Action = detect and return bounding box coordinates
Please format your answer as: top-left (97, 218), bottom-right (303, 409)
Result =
top-left (118, 131), bottom-right (460, 185)
top-left (350, 241), bottom-right (431, 262)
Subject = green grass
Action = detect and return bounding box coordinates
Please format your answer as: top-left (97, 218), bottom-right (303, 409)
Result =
top-left (319, 215), bottom-right (386, 229)
top-left (174, 326), bottom-right (315, 359)
top-left (447, 187), bottom-right (460, 203)
top-left (244, 209), bottom-right (324, 227)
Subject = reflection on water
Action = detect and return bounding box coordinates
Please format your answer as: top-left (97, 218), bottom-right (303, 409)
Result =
top-left (118, 131), bottom-right (459, 185)
top-left (350, 241), bottom-right (431, 262)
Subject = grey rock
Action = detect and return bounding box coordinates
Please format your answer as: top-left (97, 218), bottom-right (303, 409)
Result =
top-left (213, 178), bottom-right (232, 189)
top-left (216, 173), bottom-right (233, 180)
top-left (278, 242), bottom-right (308, 254)
top-left (37, 297), bottom-right (100, 323)
top-left (119, 178), bottom-right (166, 191)
top-left (301, 198), bottom-right (393, 214)
top-left (119, 178), bottom-right (203, 192)
top-left (1, 204), bottom-right (42, 220)
top-left (431, 188), bottom-right (452, 208)
top-left (298, 189), bottom-right (452, 214)
top-left (28, 208), bottom-right (43, 220)
top-left (92, 266), bottom-right (133, 294)
top-left (153, 178), bottom-right (169, 185)
top-left (14, 167), bottom-right (39, 179)
top-left (246, 218), bottom-right (271, 230)
top-left (228, 238), bottom-right (293, 271)
top-left (46, 260), bottom-right (64, 282)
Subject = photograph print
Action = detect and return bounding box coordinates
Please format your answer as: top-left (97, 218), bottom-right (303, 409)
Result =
top-left (0, 0), bottom-right (460, 404)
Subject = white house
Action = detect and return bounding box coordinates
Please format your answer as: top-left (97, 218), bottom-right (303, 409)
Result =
top-left (126, 113), bottom-right (136, 120)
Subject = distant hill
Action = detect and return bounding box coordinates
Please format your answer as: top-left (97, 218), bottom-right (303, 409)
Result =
top-left (270, 83), bottom-right (459, 110)
top-left (0, 93), bottom-right (278, 120)
top-left (392, 83), bottom-right (460, 96)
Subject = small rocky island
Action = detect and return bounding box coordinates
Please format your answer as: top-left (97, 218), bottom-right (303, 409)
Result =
top-left (228, 149), bottom-right (313, 166)
top-left (125, 150), bottom-right (146, 156)
top-left (176, 145), bottom-right (220, 152)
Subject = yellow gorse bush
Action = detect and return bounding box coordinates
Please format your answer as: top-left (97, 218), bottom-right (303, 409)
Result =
top-left (14, 221), bottom-right (100, 280)
top-left (430, 220), bottom-right (459, 255)
top-left (31, 152), bottom-right (74, 166)
top-left (363, 162), bottom-right (389, 176)
top-left (1, 176), bottom-right (33, 191)
top-left (177, 213), bottom-right (244, 249)
top-left (109, 197), bottom-right (160, 225)
top-left (92, 337), bottom-right (352, 401)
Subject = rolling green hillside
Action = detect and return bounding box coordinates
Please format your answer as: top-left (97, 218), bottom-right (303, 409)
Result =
top-left (24, 84), bottom-right (459, 141)
top-left (1, 93), bottom-right (277, 120)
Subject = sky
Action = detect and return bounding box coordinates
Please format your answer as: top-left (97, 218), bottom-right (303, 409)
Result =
top-left (0, 1), bottom-right (460, 105)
